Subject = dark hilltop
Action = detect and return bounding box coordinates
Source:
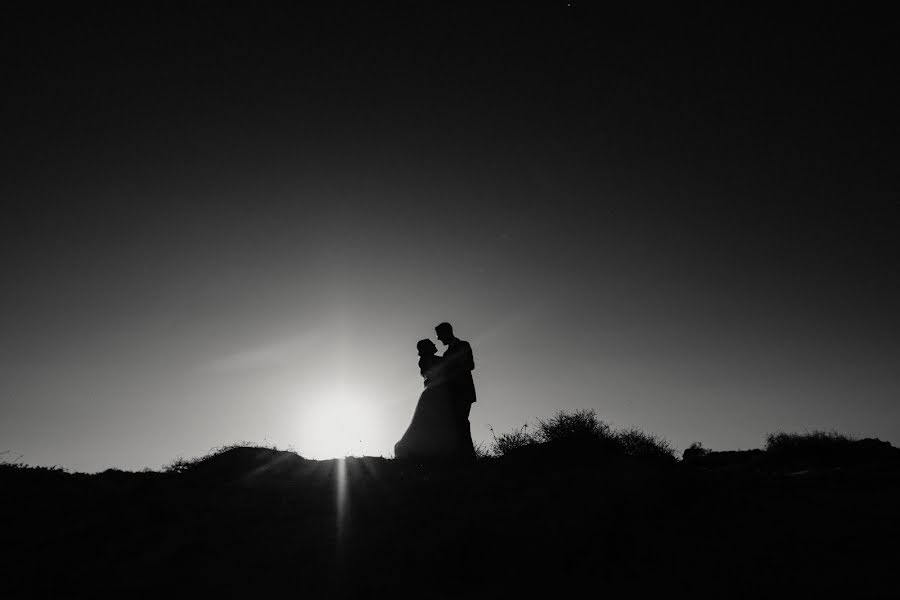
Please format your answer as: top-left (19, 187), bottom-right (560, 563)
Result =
top-left (3, 411), bottom-right (900, 598)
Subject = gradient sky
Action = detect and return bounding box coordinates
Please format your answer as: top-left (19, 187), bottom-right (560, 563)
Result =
top-left (3, 4), bottom-right (898, 471)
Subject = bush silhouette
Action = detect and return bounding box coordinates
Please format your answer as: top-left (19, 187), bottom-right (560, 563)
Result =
top-left (764, 430), bottom-right (855, 454)
top-left (487, 409), bottom-right (676, 461)
top-left (760, 430), bottom-right (900, 469)
top-left (534, 409), bottom-right (612, 444)
top-left (682, 441), bottom-right (711, 461)
top-left (765, 430), bottom-right (854, 468)
top-left (473, 441), bottom-right (492, 461)
top-left (616, 427), bottom-right (677, 461)
top-left (489, 424), bottom-right (537, 456)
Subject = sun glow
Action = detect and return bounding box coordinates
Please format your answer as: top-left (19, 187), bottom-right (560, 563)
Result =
top-left (297, 383), bottom-right (378, 459)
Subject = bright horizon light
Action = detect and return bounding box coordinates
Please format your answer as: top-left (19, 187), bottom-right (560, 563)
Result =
top-left (296, 382), bottom-right (381, 459)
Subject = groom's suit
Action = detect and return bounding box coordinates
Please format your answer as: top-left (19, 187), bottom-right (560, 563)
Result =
top-left (442, 338), bottom-right (477, 459)
top-left (442, 339), bottom-right (476, 404)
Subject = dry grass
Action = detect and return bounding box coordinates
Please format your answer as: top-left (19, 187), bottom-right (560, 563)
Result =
top-left (764, 430), bottom-right (855, 453)
top-left (488, 409), bottom-right (676, 461)
top-left (163, 441), bottom-right (291, 474)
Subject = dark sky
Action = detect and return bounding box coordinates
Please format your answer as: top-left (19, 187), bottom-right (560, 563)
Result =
top-left (3, 3), bottom-right (898, 471)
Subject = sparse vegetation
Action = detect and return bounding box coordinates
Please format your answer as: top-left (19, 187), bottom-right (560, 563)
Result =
top-left (163, 441), bottom-right (291, 474)
top-left (487, 410), bottom-right (677, 461)
top-left (473, 441), bottom-right (492, 461)
top-left (3, 415), bottom-right (900, 598)
top-left (2, 451), bottom-right (65, 474)
top-left (762, 430), bottom-right (866, 468)
top-left (163, 455), bottom-right (200, 474)
top-left (616, 427), bottom-right (677, 460)
top-left (682, 441), bottom-right (712, 461)
top-left (488, 424), bottom-right (537, 456)
top-left (534, 409), bottom-right (612, 444)
top-left (764, 430), bottom-right (855, 454)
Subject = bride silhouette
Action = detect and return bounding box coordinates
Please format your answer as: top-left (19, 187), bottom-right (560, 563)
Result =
top-left (394, 339), bottom-right (470, 460)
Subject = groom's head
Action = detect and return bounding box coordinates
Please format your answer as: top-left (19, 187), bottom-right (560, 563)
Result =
top-left (435, 322), bottom-right (455, 346)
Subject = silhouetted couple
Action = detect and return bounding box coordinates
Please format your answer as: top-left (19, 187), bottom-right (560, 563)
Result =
top-left (394, 322), bottom-right (477, 462)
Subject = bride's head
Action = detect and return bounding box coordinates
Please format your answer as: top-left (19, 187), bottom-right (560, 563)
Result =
top-left (417, 339), bottom-right (437, 357)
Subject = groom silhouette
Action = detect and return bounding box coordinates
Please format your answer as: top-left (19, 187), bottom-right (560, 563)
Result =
top-left (436, 322), bottom-right (477, 460)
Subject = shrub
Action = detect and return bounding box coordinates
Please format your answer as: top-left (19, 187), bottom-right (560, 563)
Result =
top-left (534, 409), bottom-right (612, 444)
top-left (616, 427), bottom-right (677, 460)
top-left (163, 456), bottom-right (198, 474)
top-left (473, 441), bottom-right (492, 461)
top-left (488, 410), bottom-right (676, 462)
top-left (489, 424), bottom-right (537, 457)
top-left (682, 441), bottom-right (711, 461)
top-left (764, 430), bottom-right (855, 455)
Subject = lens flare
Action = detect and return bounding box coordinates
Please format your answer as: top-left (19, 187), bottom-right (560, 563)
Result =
top-left (297, 383), bottom-right (374, 459)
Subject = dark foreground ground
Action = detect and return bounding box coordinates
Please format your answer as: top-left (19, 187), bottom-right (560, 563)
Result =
top-left (3, 442), bottom-right (900, 599)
